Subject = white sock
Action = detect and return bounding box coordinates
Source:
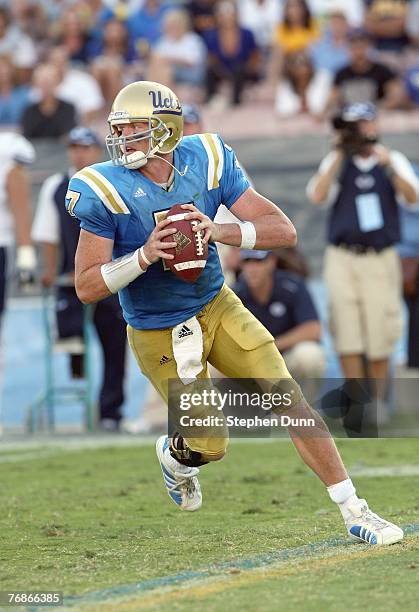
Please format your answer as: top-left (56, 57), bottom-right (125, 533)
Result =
top-left (327, 478), bottom-right (357, 505)
top-left (327, 479), bottom-right (360, 522)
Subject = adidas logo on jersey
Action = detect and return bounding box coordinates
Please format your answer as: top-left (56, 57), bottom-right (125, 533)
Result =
top-left (159, 355), bottom-right (173, 365)
top-left (178, 325), bottom-right (193, 339)
top-left (134, 187), bottom-right (146, 198)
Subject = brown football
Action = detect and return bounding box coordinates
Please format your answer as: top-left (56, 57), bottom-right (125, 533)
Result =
top-left (161, 203), bottom-right (208, 283)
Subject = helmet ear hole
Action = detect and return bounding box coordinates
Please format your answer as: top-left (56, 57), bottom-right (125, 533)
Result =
top-left (153, 124), bottom-right (171, 148)
top-left (154, 128), bottom-right (164, 139)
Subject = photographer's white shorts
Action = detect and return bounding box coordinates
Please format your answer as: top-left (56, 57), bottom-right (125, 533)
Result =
top-left (324, 245), bottom-right (403, 360)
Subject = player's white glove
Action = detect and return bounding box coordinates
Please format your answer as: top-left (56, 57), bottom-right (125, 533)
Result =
top-left (16, 245), bottom-right (37, 292)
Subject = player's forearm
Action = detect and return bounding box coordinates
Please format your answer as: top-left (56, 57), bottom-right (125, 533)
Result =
top-left (75, 265), bottom-right (113, 304)
top-left (41, 242), bottom-right (59, 284)
top-left (213, 223), bottom-right (242, 247)
top-left (12, 211), bottom-right (32, 246)
top-left (215, 214), bottom-right (297, 249)
top-left (75, 247), bottom-right (150, 304)
top-left (7, 166), bottom-right (33, 246)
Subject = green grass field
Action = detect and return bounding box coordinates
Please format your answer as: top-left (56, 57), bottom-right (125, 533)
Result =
top-left (1, 437), bottom-right (419, 611)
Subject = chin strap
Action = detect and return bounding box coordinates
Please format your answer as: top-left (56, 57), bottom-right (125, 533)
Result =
top-left (120, 127), bottom-right (171, 168)
top-left (124, 130), bottom-right (188, 174)
top-left (124, 140), bottom-right (163, 169)
top-left (150, 153), bottom-right (188, 177)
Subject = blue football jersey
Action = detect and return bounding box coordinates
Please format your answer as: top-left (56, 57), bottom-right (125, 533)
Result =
top-left (66, 133), bottom-right (250, 330)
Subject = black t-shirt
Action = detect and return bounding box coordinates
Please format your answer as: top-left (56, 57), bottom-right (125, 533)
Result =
top-left (334, 62), bottom-right (396, 104)
top-left (21, 100), bottom-right (76, 139)
top-left (233, 271), bottom-right (319, 338)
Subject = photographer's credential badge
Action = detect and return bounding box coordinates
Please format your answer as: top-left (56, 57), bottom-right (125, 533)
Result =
top-left (355, 193), bottom-right (384, 232)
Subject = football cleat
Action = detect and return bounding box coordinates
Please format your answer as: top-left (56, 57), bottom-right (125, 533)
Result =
top-left (155, 436), bottom-right (202, 511)
top-left (344, 499), bottom-right (403, 545)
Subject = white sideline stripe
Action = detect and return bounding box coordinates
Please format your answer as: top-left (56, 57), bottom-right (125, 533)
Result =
top-left (174, 260), bottom-right (206, 271)
top-left (3, 444), bottom-right (417, 472)
top-left (0, 450), bottom-right (61, 463)
top-left (0, 437), bottom-right (288, 456)
top-left (63, 524), bottom-right (419, 609)
top-left (9, 443), bottom-right (418, 470)
top-left (349, 464), bottom-right (419, 477)
top-left (0, 435), bottom-right (157, 458)
top-left (198, 134), bottom-right (215, 191)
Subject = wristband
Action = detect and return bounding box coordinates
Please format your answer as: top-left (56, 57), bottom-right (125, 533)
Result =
top-left (101, 248), bottom-right (144, 294)
top-left (240, 221), bottom-right (257, 249)
top-left (140, 245), bottom-right (152, 267)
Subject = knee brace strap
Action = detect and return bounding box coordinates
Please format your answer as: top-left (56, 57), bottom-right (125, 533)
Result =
top-left (170, 433), bottom-right (209, 467)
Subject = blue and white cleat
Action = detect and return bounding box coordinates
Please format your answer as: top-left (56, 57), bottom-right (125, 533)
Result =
top-left (344, 499), bottom-right (403, 545)
top-left (155, 436), bottom-right (202, 511)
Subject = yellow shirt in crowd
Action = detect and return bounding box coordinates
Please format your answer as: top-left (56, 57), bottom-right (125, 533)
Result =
top-left (274, 21), bottom-right (320, 54)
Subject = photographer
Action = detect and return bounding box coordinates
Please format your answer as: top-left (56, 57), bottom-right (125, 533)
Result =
top-left (307, 102), bottom-right (419, 419)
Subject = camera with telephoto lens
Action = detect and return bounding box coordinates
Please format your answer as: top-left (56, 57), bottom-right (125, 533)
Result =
top-left (332, 103), bottom-right (378, 156)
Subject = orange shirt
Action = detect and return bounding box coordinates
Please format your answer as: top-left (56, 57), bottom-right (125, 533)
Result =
top-left (274, 21), bottom-right (320, 54)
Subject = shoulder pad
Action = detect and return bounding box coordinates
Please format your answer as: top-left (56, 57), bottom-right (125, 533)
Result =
top-left (197, 133), bottom-right (225, 191)
top-left (72, 164), bottom-right (130, 215)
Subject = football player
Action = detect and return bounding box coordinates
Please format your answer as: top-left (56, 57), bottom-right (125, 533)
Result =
top-left (68, 81), bottom-right (402, 545)
top-left (0, 132), bottom-right (36, 431)
top-left (0, 133), bottom-right (37, 306)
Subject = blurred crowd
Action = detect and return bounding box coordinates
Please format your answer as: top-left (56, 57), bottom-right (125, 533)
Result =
top-left (0, 0), bottom-right (419, 136)
top-left (1, 102), bottom-right (417, 433)
top-left (0, 0), bottom-right (419, 433)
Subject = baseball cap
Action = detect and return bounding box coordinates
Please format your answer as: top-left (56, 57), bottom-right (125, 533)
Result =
top-left (341, 102), bottom-right (377, 122)
top-left (182, 104), bottom-right (201, 125)
top-left (68, 126), bottom-right (102, 147)
top-left (240, 250), bottom-right (272, 261)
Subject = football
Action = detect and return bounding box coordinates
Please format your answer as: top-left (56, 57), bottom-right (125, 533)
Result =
top-left (161, 203), bottom-right (208, 283)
